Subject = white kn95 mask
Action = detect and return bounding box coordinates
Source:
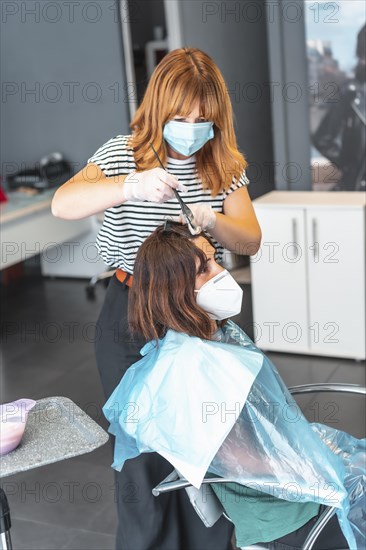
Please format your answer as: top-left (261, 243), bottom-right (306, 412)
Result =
top-left (194, 269), bottom-right (243, 320)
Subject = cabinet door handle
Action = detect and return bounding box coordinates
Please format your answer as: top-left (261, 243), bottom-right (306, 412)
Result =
top-left (292, 218), bottom-right (297, 255)
top-left (312, 218), bottom-right (318, 261)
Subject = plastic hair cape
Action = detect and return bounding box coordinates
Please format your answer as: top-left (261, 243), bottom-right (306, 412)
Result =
top-left (103, 320), bottom-right (365, 548)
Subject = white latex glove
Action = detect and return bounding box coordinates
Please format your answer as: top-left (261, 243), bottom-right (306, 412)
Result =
top-left (178, 204), bottom-right (217, 231)
top-left (122, 168), bottom-right (187, 203)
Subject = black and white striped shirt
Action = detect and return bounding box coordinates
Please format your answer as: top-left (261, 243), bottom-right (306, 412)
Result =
top-left (88, 134), bottom-right (250, 273)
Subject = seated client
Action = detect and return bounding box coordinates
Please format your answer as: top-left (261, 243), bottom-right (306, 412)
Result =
top-left (103, 221), bottom-right (364, 549)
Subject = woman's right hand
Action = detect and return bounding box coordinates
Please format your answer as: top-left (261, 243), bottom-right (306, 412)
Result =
top-left (51, 164), bottom-right (188, 221)
top-left (122, 168), bottom-right (187, 203)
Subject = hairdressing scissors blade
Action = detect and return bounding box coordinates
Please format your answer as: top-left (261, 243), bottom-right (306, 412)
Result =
top-left (149, 143), bottom-right (201, 234)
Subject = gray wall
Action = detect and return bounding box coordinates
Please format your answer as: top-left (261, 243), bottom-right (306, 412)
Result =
top-left (179, 0), bottom-right (275, 198)
top-left (1, 0), bottom-right (130, 183)
top-left (1, 0), bottom-right (274, 198)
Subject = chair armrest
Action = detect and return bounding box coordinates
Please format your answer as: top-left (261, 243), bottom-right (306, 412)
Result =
top-left (152, 474), bottom-right (239, 496)
top-left (288, 383), bottom-right (366, 396)
top-left (154, 475), bottom-right (339, 550)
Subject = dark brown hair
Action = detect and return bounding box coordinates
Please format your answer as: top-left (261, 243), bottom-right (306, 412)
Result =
top-left (128, 222), bottom-right (215, 341)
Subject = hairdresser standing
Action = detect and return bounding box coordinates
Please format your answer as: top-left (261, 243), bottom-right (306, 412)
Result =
top-left (52, 47), bottom-right (261, 550)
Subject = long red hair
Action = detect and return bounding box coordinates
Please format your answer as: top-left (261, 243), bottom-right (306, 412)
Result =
top-left (128, 47), bottom-right (247, 196)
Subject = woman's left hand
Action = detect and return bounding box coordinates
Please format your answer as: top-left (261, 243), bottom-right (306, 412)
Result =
top-left (178, 204), bottom-right (217, 231)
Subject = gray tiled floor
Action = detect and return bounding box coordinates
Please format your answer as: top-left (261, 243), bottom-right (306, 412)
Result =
top-left (1, 277), bottom-right (365, 550)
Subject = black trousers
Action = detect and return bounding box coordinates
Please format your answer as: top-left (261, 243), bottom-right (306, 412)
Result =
top-left (95, 274), bottom-right (234, 550)
top-left (267, 505), bottom-right (349, 549)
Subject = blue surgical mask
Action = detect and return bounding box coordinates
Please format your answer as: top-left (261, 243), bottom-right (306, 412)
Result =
top-left (163, 120), bottom-right (214, 157)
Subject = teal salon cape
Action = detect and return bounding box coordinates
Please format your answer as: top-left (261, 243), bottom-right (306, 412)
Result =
top-left (103, 320), bottom-right (365, 549)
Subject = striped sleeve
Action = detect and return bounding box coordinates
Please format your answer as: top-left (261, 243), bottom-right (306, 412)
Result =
top-left (87, 135), bottom-right (134, 175)
top-left (223, 169), bottom-right (250, 200)
top-left (88, 136), bottom-right (118, 169)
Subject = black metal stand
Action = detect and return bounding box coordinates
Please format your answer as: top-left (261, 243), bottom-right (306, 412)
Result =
top-left (0, 488), bottom-right (12, 550)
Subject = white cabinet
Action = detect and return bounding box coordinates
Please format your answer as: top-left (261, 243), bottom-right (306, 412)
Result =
top-left (250, 192), bottom-right (366, 360)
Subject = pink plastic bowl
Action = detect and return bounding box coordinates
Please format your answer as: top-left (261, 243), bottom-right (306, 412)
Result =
top-left (0, 398), bottom-right (37, 456)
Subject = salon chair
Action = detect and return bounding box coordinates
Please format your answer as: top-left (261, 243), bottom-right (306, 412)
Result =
top-left (153, 383), bottom-right (366, 550)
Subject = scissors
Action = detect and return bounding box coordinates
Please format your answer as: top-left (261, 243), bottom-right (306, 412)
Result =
top-left (149, 143), bottom-right (201, 235)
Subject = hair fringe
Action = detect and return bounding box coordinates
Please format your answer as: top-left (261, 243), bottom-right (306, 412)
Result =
top-left (128, 48), bottom-right (247, 196)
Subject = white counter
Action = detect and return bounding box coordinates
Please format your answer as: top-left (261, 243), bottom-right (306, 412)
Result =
top-left (1, 189), bottom-right (93, 270)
